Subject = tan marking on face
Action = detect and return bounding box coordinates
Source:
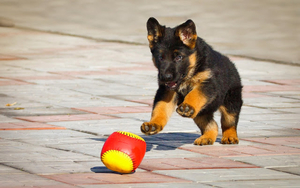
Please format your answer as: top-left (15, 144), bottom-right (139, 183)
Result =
top-left (147, 35), bottom-right (154, 42)
top-left (173, 49), bottom-right (179, 54)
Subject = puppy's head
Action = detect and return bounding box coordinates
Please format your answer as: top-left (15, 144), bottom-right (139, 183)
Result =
top-left (147, 17), bottom-right (198, 90)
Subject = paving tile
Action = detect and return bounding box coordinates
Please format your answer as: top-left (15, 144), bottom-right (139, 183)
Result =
top-left (258, 120), bottom-right (299, 129)
top-left (49, 118), bottom-right (144, 135)
top-left (80, 182), bottom-right (211, 188)
top-left (179, 144), bottom-right (300, 157)
top-left (246, 102), bottom-right (300, 109)
top-left (259, 128), bottom-right (300, 137)
top-left (7, 75), bottom-right (76, 80)
top-left (240, 113), bottom-right (300, 121)
top-left (241, 137), bottom-right (300, 146)
top-left (247, 144), bottom-right (300, 155)
top-left (228, 154), bottom-right (300, 168)
top-left (74, 106), bottom-right (152, 115)
top-left (12, 135), bottom-right (106, 146)
top-left (125, 99), bottom-right (153, 106)
top-left (16, 114), bottom-right (116, 122)
top-left (3, 161), bottom-right (99, 175)
top-left (0, 54), bottom-right (25, 60)
top-left (271, 166), bottom-right (300, 176)
top-left (0, 122), bottom-right (65, 130)
top-left (144, 148), bottom-right (206, 159)
top-left (276, 107), bottom-right (300, 114)
top-left (0, 168), bottom-right (77, 187)
top-left (139, 157), bottom-right (257, 171)
top-left (210, 179), bottom-right (300, 188)
top-left (0, 146), bottom-right (97, 163)
top-left (241, 106), bottom-right (283, 115)
top-left (43, 172), bottom-right (191, 185)
top-left (242, 92), bottom-right (269, 98)
top-left (118, 66), bottom-right (157, 73)
top-left (46, 142), bottom-right (104, 157)
top-left (0, 129), bottom-right (92, 140)
top-left (154, 168), bottom-right (300, 183)
top-left (243, 94), bottom-right (300, 104)
top-left (0, 139), bottom-right (61, 153)
top-left (267, 91), bottom-right (300, 100)
top-left (54, 70), bottom-right (126, 76)
top-left (262, 79), bottom-right (300, 86)
top-left (0, 114), bottom-right (23, 123)
top-left (0, 79), bottom-right (32, 86)
top-left (243, 85), bottom-right (300, 92)
top-left (179, 145), bottom-right (253, 157)
top-left (0, 106), bottom-right (88, 117)
top-left (0, 164), bottom-right (23, 174)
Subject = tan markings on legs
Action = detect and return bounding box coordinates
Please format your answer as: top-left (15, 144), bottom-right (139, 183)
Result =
top-left (177, 70), bottom-right (212, 119)
top-left (219, 106), bottom-right (239, 144)
top-left (193, 115), bottom-right (218, 145)
top-left (141, 90), bottom-right (177, 135)
top-left (151, 91), bottom-right (177, 126)
top-left (177, 88), bottom-right (207, 119)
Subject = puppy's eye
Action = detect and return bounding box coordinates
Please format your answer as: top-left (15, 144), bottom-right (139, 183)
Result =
top-left (175, 55), bottom-right (182, 62)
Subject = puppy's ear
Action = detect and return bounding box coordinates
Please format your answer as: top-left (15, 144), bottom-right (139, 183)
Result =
top-left (175, 19), bottom-right (197, 49)
top-left (147, 17), bottom-right (165, 49)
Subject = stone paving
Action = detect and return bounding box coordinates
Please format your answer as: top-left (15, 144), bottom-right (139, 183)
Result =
top-left (0, 21), bottom-right (300, 188)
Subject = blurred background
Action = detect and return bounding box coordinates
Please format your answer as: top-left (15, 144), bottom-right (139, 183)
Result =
top-left (0, 0), bottom-right (299, 65)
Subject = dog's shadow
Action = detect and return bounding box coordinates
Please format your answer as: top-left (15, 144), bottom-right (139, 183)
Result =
top-left (143, 132), bottom-right (201, 151)
top-left (91, 132), bottom-right (221, 173)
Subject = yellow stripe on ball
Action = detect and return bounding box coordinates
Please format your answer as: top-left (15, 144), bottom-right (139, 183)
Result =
top-left (117, 131), bottom-right (145, 142)
top-left (101, 150), bottom-right (134, 173)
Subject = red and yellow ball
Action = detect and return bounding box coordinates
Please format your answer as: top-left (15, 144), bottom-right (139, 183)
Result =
top-left (101, 131), bottom-right (146, 173)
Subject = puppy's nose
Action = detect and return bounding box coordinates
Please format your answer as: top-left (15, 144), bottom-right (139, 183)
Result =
top-left (165, 73), bottom-right (173, 81)
top-left (160, 73), bottom-right (173, 81)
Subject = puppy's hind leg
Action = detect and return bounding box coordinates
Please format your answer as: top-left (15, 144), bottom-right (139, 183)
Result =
top-left (193, 113), bottom-right (218, 145)
top-left (219, 87), bottom-right (243, 144)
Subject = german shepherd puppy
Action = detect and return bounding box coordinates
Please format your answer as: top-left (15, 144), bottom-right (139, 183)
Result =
top-left (141, 17), bottom-right (243, 145)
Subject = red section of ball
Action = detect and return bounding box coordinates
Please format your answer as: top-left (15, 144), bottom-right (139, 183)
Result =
top-left (101, 132), bottom-right (146, 171)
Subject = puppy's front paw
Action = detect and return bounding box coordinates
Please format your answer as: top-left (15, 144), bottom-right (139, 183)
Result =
top-left (141, 122), bottom-right (163, 135)
top-left (176, 103), bottom-right (195, 117)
